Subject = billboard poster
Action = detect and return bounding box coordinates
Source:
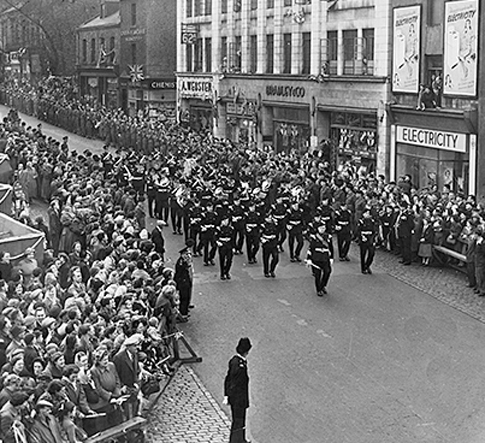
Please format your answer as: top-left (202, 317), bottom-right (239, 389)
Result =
top-left (392, 6), bottom-right (421, 93)
top-left (443, 0), bottom-right (479, 97)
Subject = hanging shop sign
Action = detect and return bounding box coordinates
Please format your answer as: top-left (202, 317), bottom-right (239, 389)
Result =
top-left (265, 85), bottom-right (306, 98)
top-left (392, 5), bottom-right (421, 93)
top-left (396, 126), bottom-right (467, 153)
top-left (443, 0), bottom-right (479, 97)
top-left (177, 77), bottom-right (213, 100)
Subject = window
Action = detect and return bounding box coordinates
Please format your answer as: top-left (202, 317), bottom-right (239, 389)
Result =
top-left (221, 36), bottom-right (227, 71)
top-left (228, 37), bottom-right (242, 72)
top-left (195, 38), bottom-right (203, 71)
top-left (266, 34), bottom-right (274, 73)
top-left (267, 0), bottom-right (274, 8)
top-left (221, 0), bottom-right (227, 13)
top-left (205, 37), bottom-right (212, 72)
top-left (109, 36), bottom-right (116, 64)
top-left (250, 0), bottom-right (258, 10)
top-left (131, 3), bottom-right (136, 26)
top-left (283, 33), bottom-right (292, 74)
top-left (186, 0), bottom-right (192, 17)
top-left (362, 28), bottom-right (374, 75)
top-left (284, 0), bottom-right (292, 6)
top-left (205, 0), bottom-right (212, 15)
top-left (82, 39), bottom-right (87, 63)
top-left (194, 0), bottom-right (202, 16)
top-left (90, 38), bottom-right (96, 64)
top-left (131, 43), bottom-right (137, 65)
top-left (343, 29), bottom-right (357, 74)
top-left (302, 32), bottom-right (311, 74)
top-left (233, 0), bottom-right (241, 13)
top-left (186, 44), bottom-right (193, 71)
top-left (250, 35), bottom-right (257, 73)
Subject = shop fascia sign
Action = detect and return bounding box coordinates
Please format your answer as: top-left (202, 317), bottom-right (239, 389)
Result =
top-left (177, 77), bottom-right (213, 100)
top-left (265, 84), bottom-right (306, 99)
top-left (121, 28), bottom-right (146, 42)
top-left (396, 125), bottom-right (467, 153)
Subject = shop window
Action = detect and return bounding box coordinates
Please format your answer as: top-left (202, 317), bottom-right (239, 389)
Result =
top-left (302, 32), bottom-right (311, 74)
top-left (283, 33), bottom-right (292, 74)
top-left (266, 34), bottom-right (274, 73)
top-left (205, 37), bottom-right (212, 72)
top-left (249, 35), bottom-right (257, 73)
top-left (186, 0), bottom-right (193, 17)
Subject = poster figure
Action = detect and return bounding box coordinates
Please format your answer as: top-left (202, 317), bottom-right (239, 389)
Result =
top-left (444, 0), bottom-right (478, 96)
top-left (393, 6), bottom-right (421, 93)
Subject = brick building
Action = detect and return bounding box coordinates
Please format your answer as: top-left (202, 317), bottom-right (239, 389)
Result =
top-left (77, 0), bottom-right (121, 108)
top-left (387, 0), bottom-right (480, 197)
top-left (118, 0), bottom-right (177, 115)
top-left (176, 0), bottom-right (393, 175)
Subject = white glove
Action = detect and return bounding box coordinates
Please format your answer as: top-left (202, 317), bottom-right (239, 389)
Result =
top-left (223, 396), bottom-right (229, 405)
top-left (330, 258), bottom-right (334, 265)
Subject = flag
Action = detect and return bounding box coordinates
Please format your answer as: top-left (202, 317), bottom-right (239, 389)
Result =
top-left (128, 64), bottom-right (144, 82)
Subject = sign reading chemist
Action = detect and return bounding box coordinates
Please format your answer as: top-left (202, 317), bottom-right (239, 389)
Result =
top-left (396, 126), bottom-right (467, 153)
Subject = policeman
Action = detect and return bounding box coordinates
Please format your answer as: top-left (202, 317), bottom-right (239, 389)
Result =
top-left (260, 212), bottom-right (279, 278)
top-left (231, 195), bottom-right (246, 255)
top-left (287, 200), bottom-right (305, 262)
top-left (200, 201), bottom-right (218, 266)
top-left (187, 197), bottom-right (204, 256)
top-left (306, 223), bottom-right (334, 296)
top-left (272, 193), bottom-right (289, 252)
top-left (357, 207), bottom-right (378, 274)
top-left (216, 215), bottom-right (235, 280)
top-left (396, 201), bottom-right (415, 265)
top-left (335, 203), bottom-right (352, 261)
top-left (244, 201), bottom-right (261, 265)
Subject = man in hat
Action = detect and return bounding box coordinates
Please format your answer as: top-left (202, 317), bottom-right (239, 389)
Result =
top-left (0, 391), bottom-right (30, 443)
top-left (174, 246), bottom-right (193, 319)
top-left (30, 399), bottom-right (65, 443)
top-left (224, 337), bottom-right (252, 443)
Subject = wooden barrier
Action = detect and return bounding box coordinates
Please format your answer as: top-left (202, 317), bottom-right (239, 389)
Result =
top-left (85, 416), bottom-right (146, 443)
top-left (432, 245), bottom-right (466, 272)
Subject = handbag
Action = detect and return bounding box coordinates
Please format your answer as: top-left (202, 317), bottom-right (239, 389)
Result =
top-left (141, 376), bottom-right (161, 397)
top-left (446, 234), bottom-right (456, 245)
top-left (83, 381), bottom-right (100, 404)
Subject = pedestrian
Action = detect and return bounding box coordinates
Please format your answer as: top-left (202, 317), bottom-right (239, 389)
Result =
top-left (418, 217), bottom-right (433, 266)
top-left (356, 208), bottom-right (378, 274)
top-left (224, 337), bottom-right (252, 443)
top-left (306, 223), bottom-right (334, 296)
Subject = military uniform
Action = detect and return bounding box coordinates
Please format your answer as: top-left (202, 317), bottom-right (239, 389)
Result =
top-left (396, 206), bottom-right (415, 265)
top-left (188, 200), bottom-right (204, 255)
top-left (357, 214), bottom-right (378, 274)
top-left (271, 199), bottom-right (289, 252)
top-left (200, 205), bottom-right (218, 265)
top-left (260, 217), bottom-right (279, 277)
top-left (244, 205), bottom-right (261, 264)
top-left (287, 203), bottom-right (305, 262)
top-left (335, 207), bottom-right (352, 260)
top-left (231, 200), bottom-right (246, 254)
top-left (307, 229), bottom-right (334, 296)
top-left (216, 221), bottom-right (235, 280)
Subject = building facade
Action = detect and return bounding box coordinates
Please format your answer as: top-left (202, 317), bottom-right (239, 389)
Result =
top-left (176, 0), bottom-right (393, 175)
top-left (118, 0), bottom-right (177, 115)
top-left (76, 0), bottom-right (121, 108)
top-left (388, 0), bottom-right (479, 197)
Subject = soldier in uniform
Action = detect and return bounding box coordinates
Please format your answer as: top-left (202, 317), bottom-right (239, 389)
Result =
top-left (224, 337), bottom-right (252, 443)
top-left (260, 212), bottom-right (279, 278)
top-left (188, 197), bottom-right (204, 256)
top-left (287, 200), bottom-right (305, 262)
top-left (335, 203), bottom-right (352, 261)
top-left (216, 215), bottom-right (235, 280)
top-left (380, 204), bottom-right (397, 252)
top-left (170, 178), bottom-right (185, 235)
top-left (200, 201), bottom-right (218, 266)
top-left (306, 223), bottom-right (334, 296)
top-left (130, 163), bottom-right (145, 197)
top-left (271, 194), bottom-right (289, 252)
top-left (244, 201), bottom-right (261, 265)
top-left (357, 207), bottom-right (378, 274)
top-left (231, 195), bottom-right (246, 255)
top-left (155, 169), bottom-right (171, 223)
top-left (146, 168), bottom-right (157, 218)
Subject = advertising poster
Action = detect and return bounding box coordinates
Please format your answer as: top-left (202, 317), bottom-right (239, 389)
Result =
top-left (392, 6), bottom-right (421, 93)
top-left (443, 0), bottom-right (479, 96)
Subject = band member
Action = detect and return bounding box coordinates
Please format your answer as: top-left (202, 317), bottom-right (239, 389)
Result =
top-left (335, 203), bottom-right (352, 261)
top-left (287, 200), bottom-right (305, 262)
top-left (146, 169), bottom-right (157, 218)
top-left (224, 337), bottom-right (252, 443)
top-left (188, 197), bottom-right (204, 256)
top-left (357, 207), bottom-right (378, 274)
top-left (271, 194), bottom-right (289, 252)
top-left (216, 215), bottom-right (235, 280)
top-left (170, 179), bottom-right (186, 235)
top-left (306, 223), bottom-right (334, 296)
top-left (244, 201), bottom-right (261, 265)
top-left (231, 195), bottom-right (246, 255)
top-left (260, 213), bottom-right (279, 278)
top-left (155, 170), bottom-right (171, 222)
top-left (200, 201), bottom-right (218, 266)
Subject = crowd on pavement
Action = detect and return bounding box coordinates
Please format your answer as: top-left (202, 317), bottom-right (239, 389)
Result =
top-left (0, 75), bottom-right (484, 441)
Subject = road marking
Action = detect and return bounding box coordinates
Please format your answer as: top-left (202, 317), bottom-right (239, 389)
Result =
top-left (277, 299), bottom-right (291, 306)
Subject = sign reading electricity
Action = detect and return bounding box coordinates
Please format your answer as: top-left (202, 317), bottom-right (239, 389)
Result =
top-left (177, 77), bottom-right (213, 100)
top-left (396, 126), bottom-right (467, 153)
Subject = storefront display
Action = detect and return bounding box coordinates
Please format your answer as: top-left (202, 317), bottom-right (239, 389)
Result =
top-left (272, 106), bottom-right (310, 153)
top-left (226, 101), bottom-right (257, 145)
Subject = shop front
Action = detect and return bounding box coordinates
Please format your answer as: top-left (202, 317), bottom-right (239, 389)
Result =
top-left (225, 101), bottom-right (257, 145)
top-left (391, 125), bottom-right (475, 195)
top-left (177, 76), bottom-right (214, 133)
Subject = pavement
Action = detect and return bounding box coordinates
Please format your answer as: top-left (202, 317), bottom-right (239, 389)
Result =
top-left (4, 104), bottom-right (485, 443)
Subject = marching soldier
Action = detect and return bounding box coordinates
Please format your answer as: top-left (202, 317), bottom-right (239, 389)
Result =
top-left (272, 194), bottom-right (289, 252)
top-left (244, 201), bottom-right (261, 265)
top-left (130, 163), bottom-right (145, 197)
top-left (287, 200), bottom-right (305, 262)
top-left (216, 215), bottom-right (235, 280)
top-left (335, 203), bottom-right (352, 261)
top-left (170, 178), bottom-right (185, 235)
top-left (306, 223), bottom-right (334, 296)
top-left (357, 207), bottom-right (378, 274)
top-left (155, 170), bottom-right (171, 223)
top-left (146, 169), bottom-right (157, 218)
top-left (260, 212), bottom-right (279, 278)
top-left (231, 195), bottom-right (246, 255)
top-left (200, 201), bottom-right (218, 266)
top-left (188, 197), bottom-right (204, 256)
top-left (318, 197), bottom-right (335, 233)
